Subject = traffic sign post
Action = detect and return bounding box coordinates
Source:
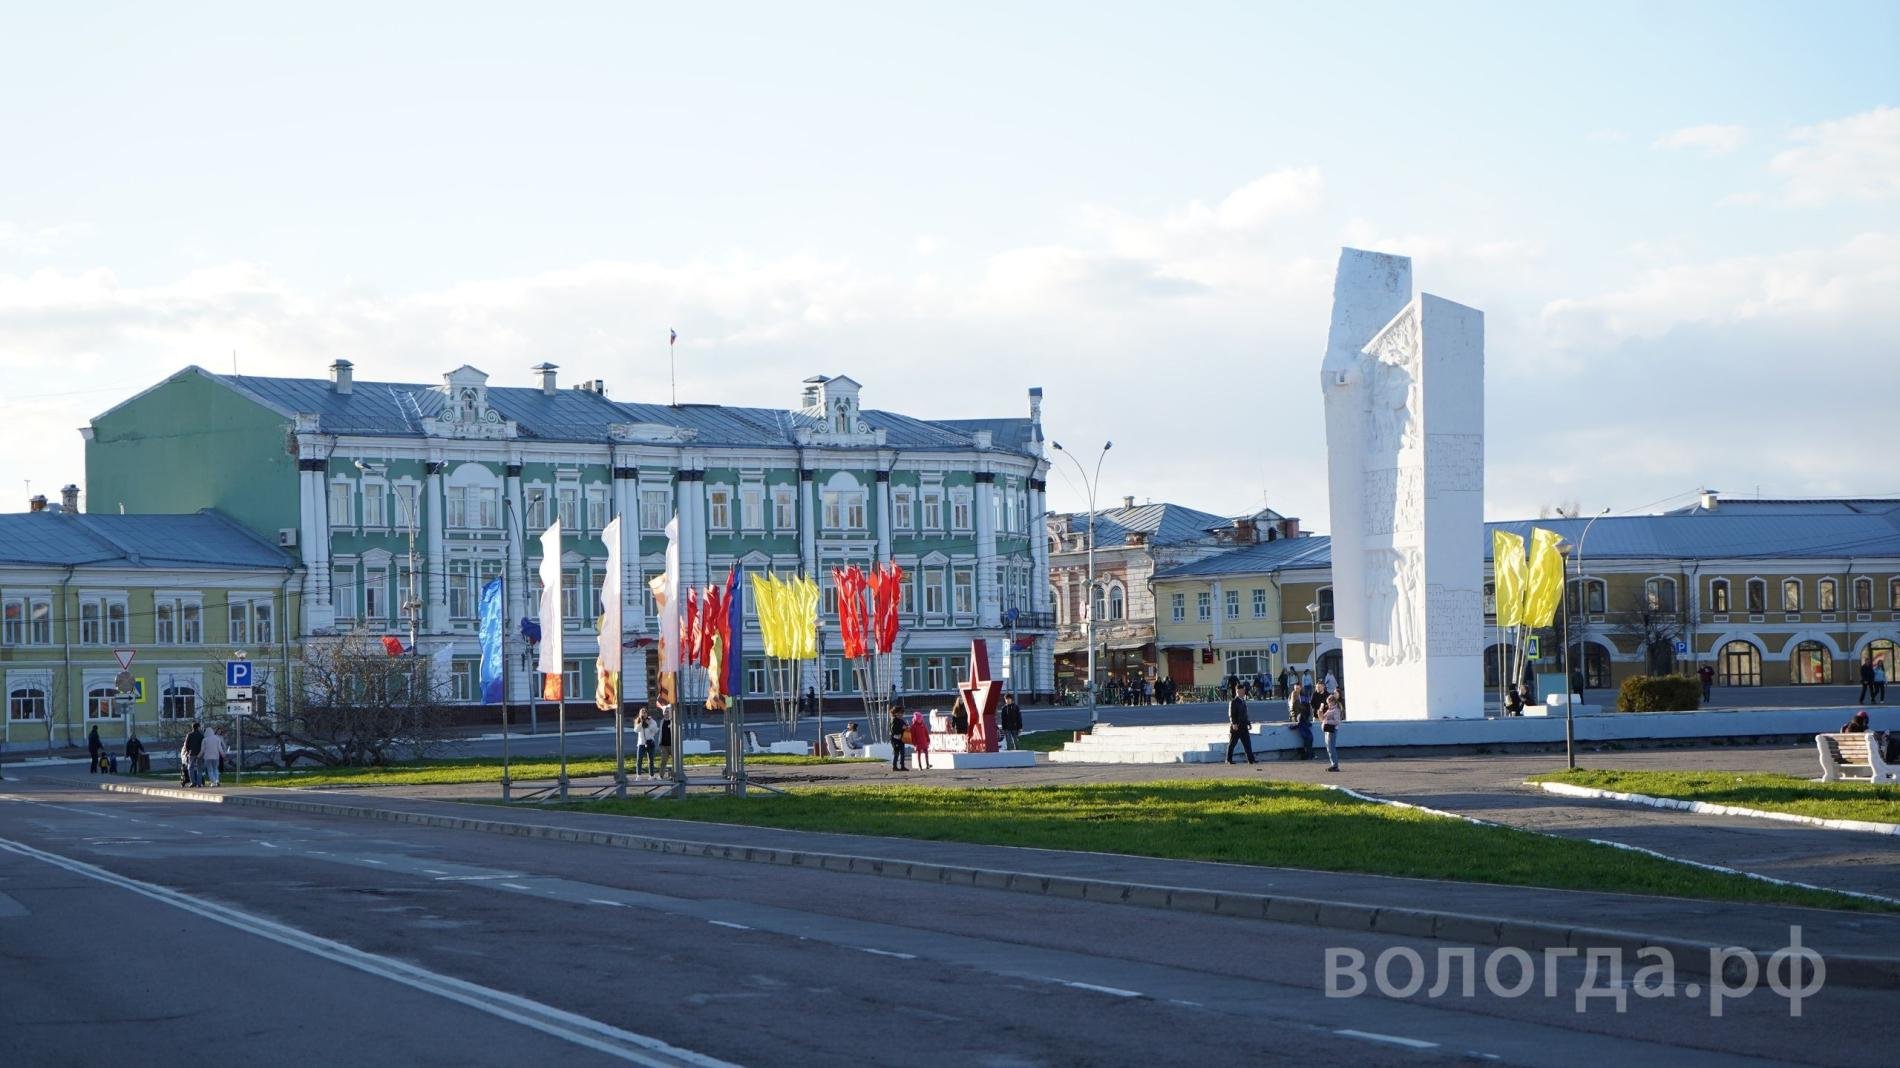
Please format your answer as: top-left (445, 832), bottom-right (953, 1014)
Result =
top-left (227, 654), bottom-right (251, 784)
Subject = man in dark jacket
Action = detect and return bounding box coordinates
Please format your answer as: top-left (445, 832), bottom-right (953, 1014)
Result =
top-left (999, 695), bottom-right (1023, 751)
top-left (1860, 658), bottom-right (1877, 703)
top-left (1288, 692), bottom-right (1314, 760)
top-left (87, 725), bottom-right (104, 773)
top-left (183, 721), bottom-right (204, 787)
top-left (1226, 693), bottom-right (1257, 764)
top-left (124, 733), bottom-right (146, 774)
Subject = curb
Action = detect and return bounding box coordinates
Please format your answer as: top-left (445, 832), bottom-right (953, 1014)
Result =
top-left (1534, 781), bottom-right (1900, 838)
top-left (99, 782), bottom-right (1900, 989)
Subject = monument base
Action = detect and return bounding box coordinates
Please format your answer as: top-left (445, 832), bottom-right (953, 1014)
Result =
top-left (940, 751), bottom-right (1036, 770)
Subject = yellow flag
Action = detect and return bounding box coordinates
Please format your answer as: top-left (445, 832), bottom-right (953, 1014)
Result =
top-left (1521, 527), bottom-right (1567, 627)
top-left (1492, 529), bottom-right (1527, 628)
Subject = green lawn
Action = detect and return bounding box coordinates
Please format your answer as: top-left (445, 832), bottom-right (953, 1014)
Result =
top-left (1016, 729), bottom-right (1076, 753)
top-left (1530, 770), bottom-right (1900, 825)
top-left (190, 753), bottom-right (868, 789)
top-left (570, 780), bottom-right (1889, 911)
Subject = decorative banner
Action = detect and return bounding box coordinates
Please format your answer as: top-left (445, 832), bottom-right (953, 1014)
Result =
top-left (724, 567), bottom-right (744, 700)
top-left (867, 562), bottom-right (905, 654)
top-left (683, 585), bottom-right (700, 669)
top-left (833, 565), bottom-right (869, 659)
top-left (646, 515), bottom-right (680, 706)
top-left (1491, 529), bottom-right (1527, 629)
top-left (1521, 527), bottom-right (1567, 628)
top-left (751, 573), bottom-right (820, 660)
top-left (478, 577), bottom-right (505, 703)
top-left (595, 516), bottom-right (622, 712)
top-left (537, 520), bottom-right (564, 700)
top-left (381, 635), bottom-right (405, 657)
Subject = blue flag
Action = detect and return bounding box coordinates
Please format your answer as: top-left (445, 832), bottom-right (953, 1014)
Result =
top-left (726, 569), bottom-right (744, 700)
top-left (478, 578), bottom-right (505, 703)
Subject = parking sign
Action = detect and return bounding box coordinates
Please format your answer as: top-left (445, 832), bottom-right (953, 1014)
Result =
top-left (226, 660), bottom-right (253, 688)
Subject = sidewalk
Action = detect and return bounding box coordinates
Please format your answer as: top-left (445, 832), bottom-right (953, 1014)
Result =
top-left (91, 774), bottom-right (1900, 989)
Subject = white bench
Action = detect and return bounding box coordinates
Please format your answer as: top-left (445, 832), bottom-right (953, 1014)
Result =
top-left (825, 733), bottom-right (868, 758)
top-left (1815, 732), bottom-right (1900, 783)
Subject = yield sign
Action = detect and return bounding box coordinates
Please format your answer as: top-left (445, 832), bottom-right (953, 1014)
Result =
top-left (114, 648), bottom-right (137, 670)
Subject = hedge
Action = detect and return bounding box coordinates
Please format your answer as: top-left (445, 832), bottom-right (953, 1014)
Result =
top-left (1616, 674), bottom-right (1702, 712)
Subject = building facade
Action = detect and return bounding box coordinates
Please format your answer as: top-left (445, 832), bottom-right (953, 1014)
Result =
top-left (85, 363), bottom-right (1052, 709)
top-left (1151, 496), bottom-right (1900, 700)
top-left (1, 498), bottom-right (299, 750)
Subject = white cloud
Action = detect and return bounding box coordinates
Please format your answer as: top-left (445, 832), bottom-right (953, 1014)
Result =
top-left (1652, 123), bottom-right (1748, 156)
top-left (1770, 105), bottom-right (1900, 205)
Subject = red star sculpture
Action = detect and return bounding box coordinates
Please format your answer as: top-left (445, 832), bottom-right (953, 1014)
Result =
top-left (959, 638), bottom-right (1003, 753)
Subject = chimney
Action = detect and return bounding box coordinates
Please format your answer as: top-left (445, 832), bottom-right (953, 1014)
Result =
top-left (1282, 517), bottom-right (1301, 538)
top-left (28, 494), bottom-right (47, 512)
top-left (1232, 518), bottom-right (1256, 545)
top-left (1027, 386), bottom-right (1043, 424)
top-left (1122, 495), bottom-right (1135, 510)
top-left (329, 359), bottom-right (354, 395)
top-left (532, 362), bottom-right (559, 396)
top-left (800, 375), bottom-right (829, 409)
top-left (1700, 489), bottom-right (1720, 512)
top-left (60, 484), bottom-right (79, 513)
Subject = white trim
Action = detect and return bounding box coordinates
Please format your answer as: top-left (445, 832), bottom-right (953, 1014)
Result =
top-left (1536, 781), bottom-right (1899, 839)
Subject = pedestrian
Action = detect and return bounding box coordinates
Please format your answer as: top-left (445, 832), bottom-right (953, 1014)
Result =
top-left (199, 725), bottom-right (227, 787)
top-left (183, 721), bottom-right (205, 787)
top-left (909, 711), bottom-right (932, 770)
top-left (87, 724), bottom-right (104, 774)
top-left (1226, 689), bottom-right (1257, 764)
top-left (1288, 687), bottom-right (1314, 760)
top-left (655, 703), bottom-right (675, 779)
top-left (1320, 693), bottom-right (1345, 771)
top-left (124, 732), bottom-right (146, 774)
top-left (633, 709), bottom-right (659, 778)
top-left (841, 722), bottom-right (865, 753)
top-left (1310, 679), bottom-right (1329, 718)
top-left (1842, 709), bottom-right (1870, 733)
top-left (889, 708), bottom-right (910, 770)
top-left (1859, 658), bottom-right (1877, 703)
top-left (1323, 670), bottom-right (1338, 694)
top-left (1876, 659), bottom-right (1888, 704)
top-left (1698, 662), bottom-right (1716, 702)
top-left (1278, 667), bottom-right (1292, 699)
top-left (1504, 684), bottom-right (1524, 716)
top-left (1000, 694), bottom-right (1023, 751)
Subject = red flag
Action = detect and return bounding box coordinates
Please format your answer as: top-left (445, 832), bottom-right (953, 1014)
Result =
top-left (381, 635), bottom-right (405, 657)
top-left (833, 565), bottom-right (869, 659)
top-left (683, 586), bottom-right (699, 667)
top-left (869, 562), bottom-right (905, 654)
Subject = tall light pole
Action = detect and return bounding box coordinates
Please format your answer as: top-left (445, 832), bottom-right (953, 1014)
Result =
top-left (1051, 439), bottom-right (1111, 726)
top-left (1558, 542), bottom-right (1576, 769)
top-left (1306, 602), bottom-right (1320, 687)
top-left (1559, 506), bottom-right (1611, 701)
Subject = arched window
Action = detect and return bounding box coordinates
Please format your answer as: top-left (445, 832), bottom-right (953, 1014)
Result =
top-left (1865, 639), bottom-right (1896, 675)
top-left (1567, 642), bottom-right (1612, 689)
top-left (1745, 579), bottom-right (1767, 614)
top-left (1316, 587), bottom-right (1335, 623)
top-left (1483, 643), bottom-right (1517, 689)
top-left (1707, 578), bottom-right (1731, 614)
top-left (1091, 585), bottom-right (1106, 622)
top-left (86, 685), bottom-right (116, 720)
top-left (1790, 641), bottom-right (1832, 685)
top-left (1644, 577), bottom-right (1677, 614)
top-left (1107, 585), bottom-right (1125, 621)
top-left (7, 683), bottom-right (47, 721)
top-left (1782, 579), bottom-right (1802, 613)
top-left (1315, 650), bottom-right (1343, 689)
top-left (1818, 578), bottom-right (1837, 612)
top-left (1853, 577), bottom-right (1873, 612)
top-left (1567, 578), bottom-right (1606, 615)
top-left (1893, 577), bottom-right (1900, 609)
top-left (161, 683), bottom-right (198, 720)
top-left (1717, 640), bottom-right (1761, 687)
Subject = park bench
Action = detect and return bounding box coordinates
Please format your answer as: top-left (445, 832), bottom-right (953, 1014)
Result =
top-left (825, 733), bottom-right (868, 758)
top-left (1814, 732), bottom-right (1900, 783)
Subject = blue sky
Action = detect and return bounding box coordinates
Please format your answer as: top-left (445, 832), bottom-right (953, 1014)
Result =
top-left (3, 1), bottom-right (1896, 524)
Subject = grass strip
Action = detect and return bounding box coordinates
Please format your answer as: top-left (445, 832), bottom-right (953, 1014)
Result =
top-left (1016, 730), bottom-right (1077, 753)
top-left (183, 754), bottom-right (865, 788)
top-left (570, 780), bottom-right (1889, 912)
top-left (1530, 770), bottom-right (1900, 825)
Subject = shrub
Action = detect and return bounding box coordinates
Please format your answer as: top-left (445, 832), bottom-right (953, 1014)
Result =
top-left (1616, 674), bottom-right (1702, 712)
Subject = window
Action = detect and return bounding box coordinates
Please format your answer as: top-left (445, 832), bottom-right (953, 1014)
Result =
top-left (1171, 593), bottom-right (1185, 623)
top-left (161, 682), bottom-right (198, 720)
top-left (563, 660), bottom-right (583, 703)
top-left (740, 487), bottom-right (763, 531)
top-left (107, 599), bottom-right (127, 644)
top-left (926, 656), bottom-right (947, 691)
top-left (451, 659), bottom-right (475, 702)
top-left (592, 569), bottom-right (607, 617)
top-left (79, 600), bottom-right (101, 645)
top-left (1567, 578), bottom-right (1607, 615)
top-left (900, 576), bottom-right (917, 616)
top-left (822, 492), bottom-right (842, 530)
top-left (951, 492), bottom-right (972, 530)
top-left (253, 601), bottom-right (273, 645)
top-left (328, 483), bottom-right (352, 527)
top-left (1, 596), bottom-right (49, 645)
top-left (87, 684), bottom-right (117, 721)
top-left (1196, 591), bottom-right (1211, 622)
top-left (1708, 579), bottom-right (1731, 614)
top-left (333, 566), bottom-right (357, 621)
top-left (772, 489), bottom-right (796, 531)
top-left (557, 486), bottom-right (580, 529)
top-left (1717, 640), bottom-right (1761, 687)
top-left (847, 495), bottom-right (865, 529)
top-left (1644, 577), bottom-right (1678, 614)
top-left (1781, 579), bottom-right (1801, 613)
top-left (1317, 587), bottom-right (1335, 623)
top-left (641, 489), bottom-right (672, 532)
top-left (1224, 649), bottom-right (1272, 678)
top-left (1092, 585), bottom-right (1106, 622)
top-left (562, 568), bottom-right (582, 621)
top-left (893, 490), bottom-right (913, 531)
top-left (1109, 585), bottom-right (1125, 620)
top-left (921, 490), bottom-right (943, 530)
top-left (1567, 642), bottom-right (1612, 689)
top-left (447, 486), bottom-right (470, 528)
top-left (823, 656), bottom-right (845, 693)
top-left (586, 488), bottom-right (608, 531)
top-left (8, 681), bottom-right (47, 721)
top-left (923, 569), bottom-right (945, 615)
top-left (1892, 577), bottom-right (1900, 609)
top-left (526, 490), bottom-right (550, 531)
top-left (1746, 578), bottom-right (1766, 614)
top-left (746, 659), bottom-right (766, 696)
top-left (709, 489), bottom-right (731, 530)
top-left (1224, 590), bottom-right (1240, 620)
top-left (154, 596), bottom-right (203, 643)
top-left (228, 601), bottom-right (249, 644)
top-left (1483, 581), bottom-right (1495, 615)
top-left (1252, 588), bottom-right (1267, 618)
top-left (365, 568), bottom-right (387, 620)
top-left (952, 568), bottom-right (974, 615)
top-left (1853, 577), bottom-right (1873, 612)
top-left (1789, 641), bottom-right (1832, 685)
top-left (76, 597), bottom-right (121, 644)
top-left (394, 484), bottom-right (420, 530)
top-left (1818, 578), bottom-right (1837, 613)
top-left (362, 484), bottom-right (386, 527)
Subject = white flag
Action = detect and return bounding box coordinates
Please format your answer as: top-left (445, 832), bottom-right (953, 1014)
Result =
top-left (596, 516), bottom-right (622, 693)
top-left (646, 515), bottom-right (680, 674)
top-left (537, 520), bottom-right (564, 696)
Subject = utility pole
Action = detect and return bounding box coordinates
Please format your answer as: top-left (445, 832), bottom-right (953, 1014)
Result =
top-left (1050, 440), bottom-right (1111, 727)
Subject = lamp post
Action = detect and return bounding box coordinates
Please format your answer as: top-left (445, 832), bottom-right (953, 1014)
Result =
top-left (1306, 602), bottom-right (1320, 687)
top-left (1050, 439), bottom-right (1111, 727)
top-left (1558, 542), bottom-right (1576, 769)
top-left (1569, 507), bottom-right (1610, 698)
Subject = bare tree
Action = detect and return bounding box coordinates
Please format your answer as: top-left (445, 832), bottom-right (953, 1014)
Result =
top-left (268, 629), bottom-right (454, 767)
top-left (1610, 587), bottom-right (1685, 676)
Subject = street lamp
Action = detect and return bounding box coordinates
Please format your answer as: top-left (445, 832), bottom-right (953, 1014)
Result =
top-left (1568, 506), bottom-right (1611, 697)
top-left (1557, 542), bottom-right (1576, 769)
top-left (1306, 602), bottom-right (1320, 687)
top-left (1050, 439), bottom-right (1112, 727)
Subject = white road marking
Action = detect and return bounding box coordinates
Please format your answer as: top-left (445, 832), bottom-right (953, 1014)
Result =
top-left (588, 899), bottom-right (629, 908)
top-left (1334, 1029), bottom-right (1440, 1051)
top-left (707, 920), bottom-right (750, 930)
top-left (500, 882), bottom-right (532, 890)
top-left (0, 834), bottom-right (739, 1068)
top-left (1168, 999), bottom-right (1203, 1008)
top-left (1056, 980), bottom-right (1143, 999)
top-left (361, 858), bottom-right (387, 865)
top-left (854, 947), bottom-right (916, 960)
top-left (258, 842), bottom-right (280, 849)
top-left (434, 874), bottom-right (516, 882)
top-left (423, 869), bottom-right (448, 875)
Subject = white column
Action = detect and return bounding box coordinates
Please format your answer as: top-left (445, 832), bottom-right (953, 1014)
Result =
top-left (974, 472), bottom-right (999, 629)
top-left (426, 461), bottom-right (449, 632)
top-left (875, 469), bottom-right (893, 565)
top-left (614, 456), bottom-right (643, 632)
top-left (798, 465), bottom-right (818, 695)
top-left (1028, 477), bottom-right (1051, 697)
top-left (505, 460), bottom-right (527, 703)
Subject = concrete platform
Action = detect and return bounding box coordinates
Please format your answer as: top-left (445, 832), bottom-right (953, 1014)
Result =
top-left (940, 751), bottom-right (1036, 769)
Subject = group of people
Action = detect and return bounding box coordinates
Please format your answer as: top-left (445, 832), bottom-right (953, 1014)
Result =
top-left (85, 725), bottom-right (148, 775)
top-left (1226, 681), bottom-right (1345, 770)
top-left (630, 704), bottom-right (680, 779)
top-left (1842, 709), bottom-right (1900, 762)
top-left (172, 721), bottom-right (229, 787)
top-left (886, 694), bottom-right (1024, 770)
top-left (1858, 657), bottom-right (1889, 704)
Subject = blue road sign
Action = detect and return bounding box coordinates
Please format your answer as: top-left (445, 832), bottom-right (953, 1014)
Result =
top-left (1673, 639), bottom-right (1689, 654)
top-left (1268, 642), bottom-right (1280, 654)
top-left (226, 660), bottom-right (253, 688)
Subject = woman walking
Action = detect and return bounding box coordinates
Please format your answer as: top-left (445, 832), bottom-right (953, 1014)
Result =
top-left (1320, 693), bottom-right (1345, 772)
top-left (633, 709), bottom-right (660, 778)
top-left (909, 711), bottom-right (932, 770)
top-left (889, 708), bottom-right (910, 771)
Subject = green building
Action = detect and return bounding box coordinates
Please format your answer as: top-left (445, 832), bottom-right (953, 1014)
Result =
top-left (85, 362), bottom-right (1052, 708)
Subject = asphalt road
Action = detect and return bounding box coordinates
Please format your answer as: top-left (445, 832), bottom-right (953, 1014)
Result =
top-left (2, 773), bottom-right (1888, 1067)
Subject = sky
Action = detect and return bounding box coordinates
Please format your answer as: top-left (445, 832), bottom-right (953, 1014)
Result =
top-left (2, 1), bottom-right (1896, 529)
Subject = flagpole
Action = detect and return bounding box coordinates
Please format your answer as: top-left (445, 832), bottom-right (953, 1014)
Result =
top-left (669, 328), bottom-right (677, 407)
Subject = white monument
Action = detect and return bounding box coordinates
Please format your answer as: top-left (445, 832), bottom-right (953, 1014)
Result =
top-left (1320, 248), bottom-right (1484, 720)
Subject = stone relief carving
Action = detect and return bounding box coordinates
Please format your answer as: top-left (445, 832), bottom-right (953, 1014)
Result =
top-left (1362, 467), bottom-right (1424, 536)
top-left (1364, 547), bottom-right (1423, 667)
top-left (1426, 586), bottom-right (1484, 656)
top-left (1363, 304), bottom-right (1422, 458)
top-left (1425, 434), bottom-right (1483, 495)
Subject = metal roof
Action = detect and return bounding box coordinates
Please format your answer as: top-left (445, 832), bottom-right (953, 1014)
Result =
top-left (1059, 502), bottom-right (1232, 547)
top-left (205, 370), bottom-right (1037, 455)
top-left (1156, 535), bottom-right (1334, 577)
top-left (0, 510), bottom-right (298, 571)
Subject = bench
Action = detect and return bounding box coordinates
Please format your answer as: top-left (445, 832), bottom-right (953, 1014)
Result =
top-left (825, 733), bottom-right (868, 758)
top-left (1815, 732), bottom-right (1900, 783)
